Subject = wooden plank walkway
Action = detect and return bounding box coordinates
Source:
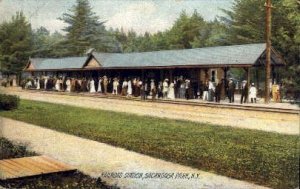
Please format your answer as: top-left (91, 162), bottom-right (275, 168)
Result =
top-left (0, 155), bottom-right (76, 180)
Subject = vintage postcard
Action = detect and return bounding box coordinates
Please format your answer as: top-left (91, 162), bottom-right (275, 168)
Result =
top-left (0, 0), bottom-right (299, 189)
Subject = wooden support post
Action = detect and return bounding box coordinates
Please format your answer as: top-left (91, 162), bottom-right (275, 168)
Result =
top-left (142, 69), bottom-right (145, 81)
top-left (247, 67), bottom-right (251, 87)
top-left (271, 65), bottom-right (275, 84)
top-left (256, 68), bottom-right (259, 90)
top-left (169, 69), bottom-right (173, 82)
top-left (160, 69), bottom-right (163, 81)
top-left (221, 67), bottom-right (228, 100)
top-left (247, 67), bottom-right (251, 102)
top-left (223, 67), bottom-right (228, 80)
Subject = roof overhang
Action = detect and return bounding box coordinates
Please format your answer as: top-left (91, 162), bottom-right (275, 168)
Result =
top-left (252, 47), bottom-right (286, 67)
top-left (23, 44), bottom-right (286, 72)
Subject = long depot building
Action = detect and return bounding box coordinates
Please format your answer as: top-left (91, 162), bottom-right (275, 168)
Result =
top-left (23, 43), bottom-right (285, 93)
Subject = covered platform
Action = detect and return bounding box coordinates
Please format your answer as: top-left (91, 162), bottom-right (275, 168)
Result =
top-left (23, 43), bottom-right (286, 100)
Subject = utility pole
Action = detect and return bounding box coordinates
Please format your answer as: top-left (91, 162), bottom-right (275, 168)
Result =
top-left (265, 0), bottom-right (272, 103)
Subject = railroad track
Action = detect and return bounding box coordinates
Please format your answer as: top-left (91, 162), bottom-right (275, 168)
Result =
top-left (14, 89), bottom-right (300, 115)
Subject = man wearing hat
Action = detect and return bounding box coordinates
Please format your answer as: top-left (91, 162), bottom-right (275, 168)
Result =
top-left (228, 78), bottom-right (235, 103)
top-left (240, 80), bottom-right (248, 104)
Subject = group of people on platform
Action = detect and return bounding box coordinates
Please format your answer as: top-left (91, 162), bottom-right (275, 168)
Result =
top-left (22, 75), bottom-right (257, 103)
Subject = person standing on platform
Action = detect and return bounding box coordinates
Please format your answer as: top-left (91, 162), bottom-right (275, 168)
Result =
top-left (150, 79), bottom-right (156, 100)
top-left (121, 78), bottom-right (128, 96)
top-left (66, 78), bottom-right (71, 92)
top-left (109, 77), bottom-right (112, 94)
top-left (112, 78), bottom-right (119, 95)
top-left (97, 77), bottom-right (102, 93)
top-left (44, 77), bottom-right (48, 90)
top-left (249, 83), bottom-right (257, 103)
top-left (150, 79), bottom-right (155, 96)
top-left (240, 80), bottom-right (248, 104)
top-left (59, 77), bottom-right (63, 91)
top-left (103, 76), bottom-right (108, 94)
top-left (80, 78), bottom-right (86, 92)
top-left (215, 79), bottom-right (221, 103)
top-left (40, 77), bottom-right (44, 90)
top-left (228, 78), bottom-right (235, 103)
top-left (127, 78), bottom-right (132, 97)
top-left (137, 78), bottom-right (142, 97)
top-left (208, 80), bottom-right (215, 101)
top-left (36, 77), bottom-right (40, 90)
top-left (163, 79), bottom-right (169, 99)
top-left (220, 79), bottom-right (226, 100)
top-left (202, 80), bottom-right (209, 101)
top-left (141, 80), bottom-right (147, 100)
top-left (75, 78), bottom-right (80, 92)
top-left (179, 79), bottom-right (185, 99)
top-left (62, 77), bottom-right (67, 91)
top-left (89, 78), bottom-right (96, 93)
top-left (167, 81), bottom-right (175, 100)
top-left (157, 81), bottom-right (163, 99)
top-left (71, 78), bottom-right (76, 92)
top-left (55, 77), bottom-right (60, 91)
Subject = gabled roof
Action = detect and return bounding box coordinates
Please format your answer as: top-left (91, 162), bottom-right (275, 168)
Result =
top-left (24, 43), bottom-right (285, 71)
top-left (25, 57), bottom-right (88, 71)
top-left (91, 43), bottom-right (282, 68)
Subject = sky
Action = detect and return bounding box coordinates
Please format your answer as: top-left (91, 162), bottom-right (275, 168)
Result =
top-left (0, 0), bottom-right (234, 34)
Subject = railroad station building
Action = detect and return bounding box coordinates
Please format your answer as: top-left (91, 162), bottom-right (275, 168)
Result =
top-left (23, 43), bottom-right (285, 94)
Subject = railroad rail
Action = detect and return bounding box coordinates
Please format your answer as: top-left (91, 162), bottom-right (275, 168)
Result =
top-left (13, 89), bottom-right (300, 115)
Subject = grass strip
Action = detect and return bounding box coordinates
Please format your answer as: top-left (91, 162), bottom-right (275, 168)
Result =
top-left (0, 99), bottom-right (299, 189)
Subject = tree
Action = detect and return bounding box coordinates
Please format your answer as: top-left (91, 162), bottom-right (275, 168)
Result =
top-left (167, 10), bottom-right (206, 49)
top-left (59, 0), bottom-right (116, 55)
top-left (32, 26), bottom-right (51, 57)
top-left (0, 11), bottom-right (32, 76)
top-left (221, 0), bottom-right (300, 99)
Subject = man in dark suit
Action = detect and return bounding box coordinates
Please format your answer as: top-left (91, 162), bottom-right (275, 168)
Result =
top-left (240, 80), bottom-right (248, 104)
top-left (215, 79), bottom-right (222, 103)
top-left (228, 78), bottom-right (235, 103)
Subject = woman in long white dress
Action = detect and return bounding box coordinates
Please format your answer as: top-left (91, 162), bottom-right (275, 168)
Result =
top-left (55, 78), bottom-right (60, 91)
top-left (97, 77), bottom-right (102, 93)
top-left (89, 78), bottom-right (96, 93)
top-left (66, 78), bottom-right (71, 92)
top-left (167, 81), bottom-right (175, 100)
top-left (162, 79), bottom-right (169, 99)
top-left (44, 77), bottom-right (48, 90)
top-left (36, 78), bottom-right (40, 90)
top-left (150, 79), bottom-right (155, 96)
top-left (127, 79), bottom-right (132, 97)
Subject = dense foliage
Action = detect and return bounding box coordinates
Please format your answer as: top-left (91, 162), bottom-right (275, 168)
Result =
top-left (1, 100), bottom-right (298, 189)
top-left (0, 12), bottom-right (32, 76)
top-left (220, 0), bottom-right (300, 99)
top-left (0, 137), bottom-right (36, 159)
top-left (0, 94), bottom-right (20, 110)
top-left (113, 10), bottom-right (228, 52)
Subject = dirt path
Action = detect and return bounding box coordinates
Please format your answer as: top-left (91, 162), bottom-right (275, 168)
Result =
top-left (2, 88), bottom-right (299, 135)
top-left (0, 118), bottom-right (270, 189)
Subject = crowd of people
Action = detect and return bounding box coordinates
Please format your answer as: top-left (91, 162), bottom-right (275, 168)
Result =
top-left (22, 75), bottom-right (258, 103)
